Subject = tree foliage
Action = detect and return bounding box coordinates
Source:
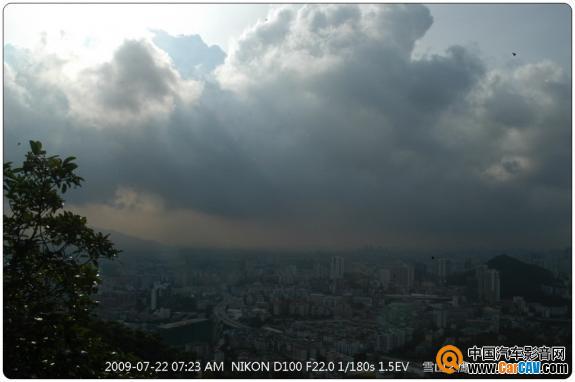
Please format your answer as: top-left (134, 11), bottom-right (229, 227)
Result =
top-left (3, 141), bottom-right (129, 377)
top-left (4, 141), bottom-right (198, 378)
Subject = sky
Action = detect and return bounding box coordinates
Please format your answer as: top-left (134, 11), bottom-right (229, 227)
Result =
top-left (3, 3), bottom-right (572, 250)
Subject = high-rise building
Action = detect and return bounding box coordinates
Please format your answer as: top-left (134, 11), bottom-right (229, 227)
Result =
top-left (378, 268), bottom-right (392, 288)
top-left (391, 263), bottom-right (414, 292)
top-left (314, 262), bottom-right (328, 279)
top-left (330, 256), bottom-right (345, 280)
top-left (151, 287), bottom-right (158, 311)
top-left (150, 281), bottom-right (168, 311)
top-left (435, 258), bottom-right (450, 284)
top-left (476, 266), bottom-right (500, 303)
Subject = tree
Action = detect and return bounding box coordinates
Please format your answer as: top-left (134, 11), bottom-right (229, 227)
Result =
top-left (4, 141), bottom-right (198, 378)
top-left (3, 141), bottom-right (127, 377)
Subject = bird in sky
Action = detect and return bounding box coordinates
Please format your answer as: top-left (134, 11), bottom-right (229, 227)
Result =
top-left (512, 52), bottom-right (517, 56)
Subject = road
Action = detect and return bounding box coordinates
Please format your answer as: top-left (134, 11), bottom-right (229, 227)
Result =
top-left (213, 298), bottom-right (252, 329)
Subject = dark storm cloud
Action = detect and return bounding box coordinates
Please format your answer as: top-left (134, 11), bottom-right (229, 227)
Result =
top-left (4, 4), bottom-right (571, 249)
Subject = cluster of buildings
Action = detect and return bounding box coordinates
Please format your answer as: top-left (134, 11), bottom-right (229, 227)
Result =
top-left (94, 249), bottom-right (570, 376)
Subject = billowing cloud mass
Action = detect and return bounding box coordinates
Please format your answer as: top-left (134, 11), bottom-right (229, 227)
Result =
top-left (4, 4), bottom-right (571, 250)
top-left (74, 40), bottom-right (202, 125)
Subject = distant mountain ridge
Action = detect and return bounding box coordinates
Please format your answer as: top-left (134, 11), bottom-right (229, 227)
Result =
top-left (102, 229), bottom-right (167, 252)
top-left (447, 254), bottom-right (566, 304)
top-left (487, 254), bottom-right (561, 302)
top-left (96, 229), bottom-right (181, 265)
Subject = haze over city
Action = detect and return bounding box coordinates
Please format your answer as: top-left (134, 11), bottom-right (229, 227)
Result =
top-left (4, 4), bottom-right (571, 250)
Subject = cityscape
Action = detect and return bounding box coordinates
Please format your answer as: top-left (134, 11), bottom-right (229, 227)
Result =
top-left (95, 239), bottom-right (571, 377)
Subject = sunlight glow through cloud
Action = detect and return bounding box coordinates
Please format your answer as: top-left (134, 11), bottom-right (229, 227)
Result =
top-left (4, 4), bottom-right (570, 250)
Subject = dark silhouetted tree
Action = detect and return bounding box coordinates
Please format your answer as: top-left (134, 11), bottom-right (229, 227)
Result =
top-left (4, 141), bottom-right (197, 378)
top-left (3, 141), bottom-right (128, 377)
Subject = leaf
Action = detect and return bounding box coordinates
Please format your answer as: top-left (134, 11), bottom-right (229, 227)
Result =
top-left (29, 141), bottom-right (42, 155)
